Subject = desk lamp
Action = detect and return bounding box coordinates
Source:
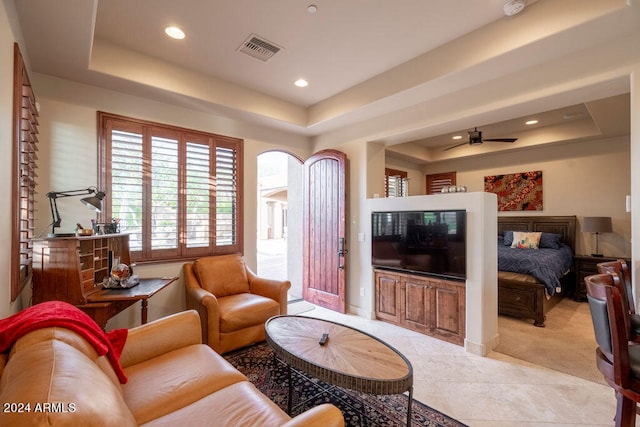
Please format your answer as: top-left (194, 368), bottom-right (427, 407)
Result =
top-left (46, 187), bottom-right (106, 237)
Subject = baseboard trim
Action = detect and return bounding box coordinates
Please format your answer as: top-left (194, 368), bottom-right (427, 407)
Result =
top-left (465, 333), bottom-right (499, 357)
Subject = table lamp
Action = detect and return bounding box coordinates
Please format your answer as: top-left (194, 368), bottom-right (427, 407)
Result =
top-left (582, 216), bottom-right (612, 257)
top-left (46, 187), bottom-right (106, 237)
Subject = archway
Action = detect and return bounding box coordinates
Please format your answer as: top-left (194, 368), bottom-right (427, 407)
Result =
top-left (256, 151), bottom-right (303, 301)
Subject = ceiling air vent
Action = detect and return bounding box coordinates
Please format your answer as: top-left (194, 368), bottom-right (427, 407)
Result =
top-left (237, 34), bottom-right (282, 62)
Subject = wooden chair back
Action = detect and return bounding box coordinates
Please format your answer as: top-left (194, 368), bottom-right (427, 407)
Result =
top-left (597, 259), bottom-right (635, 314)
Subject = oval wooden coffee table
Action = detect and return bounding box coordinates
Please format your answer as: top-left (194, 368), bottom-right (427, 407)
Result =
top-left (265, 315), bottom-right (414, 425)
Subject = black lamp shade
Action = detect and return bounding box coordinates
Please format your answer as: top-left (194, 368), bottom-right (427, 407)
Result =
top-left (81, 191), bottom-right (105, 212)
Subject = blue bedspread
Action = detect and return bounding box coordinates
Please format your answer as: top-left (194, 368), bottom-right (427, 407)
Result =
top-left (498, 243), bottom-right (573, 295)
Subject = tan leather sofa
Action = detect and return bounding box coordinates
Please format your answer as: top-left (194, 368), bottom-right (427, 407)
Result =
top-left (0, 310), bottom-right (344, 427)
top-left (184, 253), bottom-right (290, 354)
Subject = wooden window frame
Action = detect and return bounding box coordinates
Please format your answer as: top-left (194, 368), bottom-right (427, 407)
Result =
top-left (97, 112), bottom-right (243, 263)
top-left (384, 168), bottom-right (408, 197)
top-left (426, 171), bottom-right (457, 195)
top-left (11, 43), bottom-right (39, 301)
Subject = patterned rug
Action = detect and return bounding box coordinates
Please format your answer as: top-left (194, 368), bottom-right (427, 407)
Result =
top-left (224, 342), bottom-right (466, 427)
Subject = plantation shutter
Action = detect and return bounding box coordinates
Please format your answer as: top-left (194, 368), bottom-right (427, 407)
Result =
top-left (12, 42), bottom-right (39, 300)
top-left (215, 143), bottom-right (239, 248)
top-left (426, 172), bottom-right (456, 194)
top-left (185, 138), bottom-right (211, 250)
top-left (384, 168), bottom-right (408, 197)
top-left (99, 112), bottom-right (243, 261)
top-left (150, 132), bottom-right (179, 257)
top-left (110, 127), bottom-right (144, 253)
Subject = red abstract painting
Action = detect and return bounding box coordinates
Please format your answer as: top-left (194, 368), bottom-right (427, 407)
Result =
top-left (484, 170), bottom-right (543, 211)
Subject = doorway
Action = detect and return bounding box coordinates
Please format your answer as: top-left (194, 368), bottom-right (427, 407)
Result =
top-left (256, 151), bottom-right (303, 301)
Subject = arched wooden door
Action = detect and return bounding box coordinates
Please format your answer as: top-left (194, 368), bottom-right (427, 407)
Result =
top-left (303, 149), bottom-right (347, 313)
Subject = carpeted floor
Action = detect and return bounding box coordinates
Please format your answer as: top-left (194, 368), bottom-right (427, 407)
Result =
top-left (496, 297), bottom-right (604, 385)
top-left (224, 342), bottom-right (467, 427)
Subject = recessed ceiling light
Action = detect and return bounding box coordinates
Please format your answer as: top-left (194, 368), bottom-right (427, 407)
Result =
top-left (165, 26), bottom-right (185, 40)
top-left (525, 119), bottom-right (538, 125)
top-left (452, 135), bottom-right (463, 140)
top-left (294, 79), bottom-right (308, 88)
top-left (503, 0), bottom-right (525, 16)
top-left (307, 4), bottom-right (318, 13)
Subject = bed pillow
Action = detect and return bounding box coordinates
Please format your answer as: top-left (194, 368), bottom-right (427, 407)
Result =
top-left (539, 232), bottom-right (563, 249)
top-left (503, 230), bottom-right (514, 246)
top-left (511, 231), bottom-right (542, 249)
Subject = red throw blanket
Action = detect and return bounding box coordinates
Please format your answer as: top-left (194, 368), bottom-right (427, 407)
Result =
top-left (0, 301), bottom-right (128, 383)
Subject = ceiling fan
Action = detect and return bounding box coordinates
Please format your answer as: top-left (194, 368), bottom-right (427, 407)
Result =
top-left (443, 127), bottom-right (518, 151)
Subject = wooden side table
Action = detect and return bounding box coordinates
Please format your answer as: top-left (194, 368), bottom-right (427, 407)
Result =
top-left (574, 255), bottom-right (630, 301)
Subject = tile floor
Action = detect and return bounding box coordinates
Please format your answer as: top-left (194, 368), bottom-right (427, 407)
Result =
top-left (300, 304), bottom-right (627, 427)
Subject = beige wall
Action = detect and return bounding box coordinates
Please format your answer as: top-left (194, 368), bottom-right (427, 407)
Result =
top-left (385, 156), bottom-right (427, 196)
top-left (1, 0), bottom-right (637, 329)
top-left (631, 67), bottom-right (640, 306)
top-left (0, 1), bottom-right (16, 319)
top-left (407, 136), bottom-right (632, 257)
top-left (28, 74), bottom-right (312, 329)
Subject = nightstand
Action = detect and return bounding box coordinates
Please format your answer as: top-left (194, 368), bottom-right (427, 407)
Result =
top-left (574, 255), bottom-right (631, 302)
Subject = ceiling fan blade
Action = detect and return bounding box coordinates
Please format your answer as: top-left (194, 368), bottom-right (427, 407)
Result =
top-left (443, 141), bottom-right (470, 151)
top-left (483, 138), bottom-right (518, 143)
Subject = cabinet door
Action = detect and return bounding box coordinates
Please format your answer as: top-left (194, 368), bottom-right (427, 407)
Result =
top-left (401, 276), bottom-right (433, 333)
top-left (375, 271), bottom-right (401, 323)
top-left (432, 280), bottom-right (465, 344)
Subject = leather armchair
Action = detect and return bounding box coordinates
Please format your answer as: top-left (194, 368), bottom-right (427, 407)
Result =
top-left (184, 254), bottom-right (290, 354)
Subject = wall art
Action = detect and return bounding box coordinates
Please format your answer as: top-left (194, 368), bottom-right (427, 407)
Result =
top-left (484, 170), bottom-right (543, 211)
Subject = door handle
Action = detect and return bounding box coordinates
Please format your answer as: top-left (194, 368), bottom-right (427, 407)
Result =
top-left (338, 237), bottom-right (348, 269)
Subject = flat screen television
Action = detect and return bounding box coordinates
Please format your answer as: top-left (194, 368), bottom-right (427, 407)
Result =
top-left (371, 209), bottom-right (466, 280)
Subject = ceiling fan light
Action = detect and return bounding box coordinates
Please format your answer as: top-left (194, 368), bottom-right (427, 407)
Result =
top-left (468, 128), bottom-right (482, 142)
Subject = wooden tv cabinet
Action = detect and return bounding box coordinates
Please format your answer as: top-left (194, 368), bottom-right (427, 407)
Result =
top-left (374, 268), bottom-right (466, 345)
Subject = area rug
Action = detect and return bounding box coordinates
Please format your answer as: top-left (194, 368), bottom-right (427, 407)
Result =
top-left (224, 342), bottom-right (466, 427)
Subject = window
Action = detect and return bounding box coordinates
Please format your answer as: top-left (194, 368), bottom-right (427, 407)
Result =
top-left (384, 168), bottom-right (408, 197)
top-left (426, 171), bottom-right (456, 194)
top-left (98, 112), bottom-right (243, 262)
top-left (11, 43), bottom-right (38, 301)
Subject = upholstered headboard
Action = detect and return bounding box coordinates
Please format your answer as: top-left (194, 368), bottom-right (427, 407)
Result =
top-left (497, 215), bottom-right (577, 253)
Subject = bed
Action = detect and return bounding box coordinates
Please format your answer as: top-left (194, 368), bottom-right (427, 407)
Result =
top-left (497, 215), bottom-right (576, 327)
